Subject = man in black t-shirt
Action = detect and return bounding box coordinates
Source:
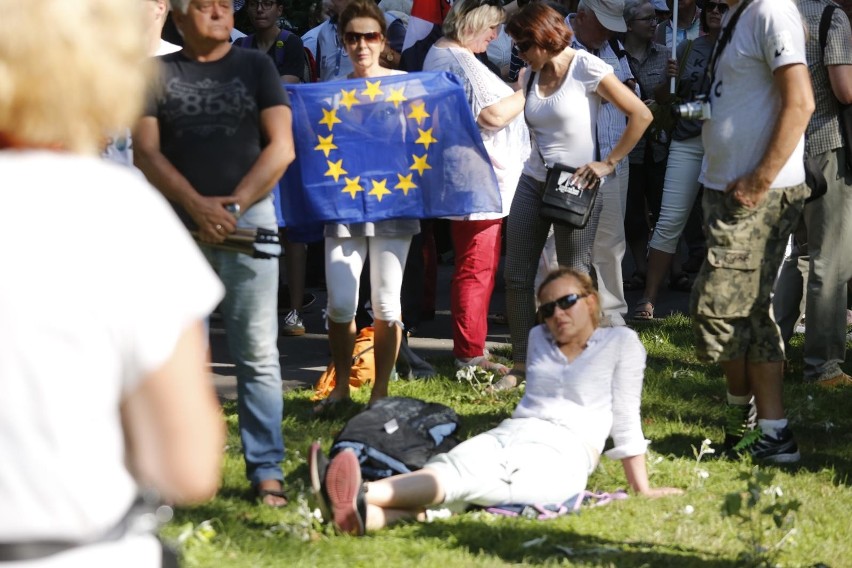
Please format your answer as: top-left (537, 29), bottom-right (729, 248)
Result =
top-left (135, 0), bottom-right (295, 508)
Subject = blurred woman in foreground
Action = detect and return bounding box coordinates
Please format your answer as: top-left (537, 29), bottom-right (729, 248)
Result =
top-left (0, 0), bottom-right (224, 564)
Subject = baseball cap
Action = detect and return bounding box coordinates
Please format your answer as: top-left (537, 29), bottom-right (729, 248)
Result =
top-left (651, 0), bottom-right (670, 11)
top-left (583, 0), bottom-right (627, 32)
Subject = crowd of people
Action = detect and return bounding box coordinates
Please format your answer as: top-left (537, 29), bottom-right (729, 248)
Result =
top-left (1, 0), bottom-right (851, 560)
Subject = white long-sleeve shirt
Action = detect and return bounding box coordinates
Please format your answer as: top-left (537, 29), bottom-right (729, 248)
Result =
top-left (513, 325), bottom-right (650, 461)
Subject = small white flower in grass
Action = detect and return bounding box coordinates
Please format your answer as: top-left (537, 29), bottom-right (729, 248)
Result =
top-left (683, 505), bottom-right (695, 515)
top-left (312, 508), bottom-right (323, 520)
top-left (764, 485), bottom-right (784, 497)
top-left (696, 468), bottom-right (709, 479)
top-left (653, 455), bottom-right (664, 464)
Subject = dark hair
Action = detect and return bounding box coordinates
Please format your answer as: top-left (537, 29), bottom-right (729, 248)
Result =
top-left (536, 267), bottom-right (601, 327)
top-left (338, 0), bottom-right (388, 38)
top-left (505, 2), bottom-right (572, 54)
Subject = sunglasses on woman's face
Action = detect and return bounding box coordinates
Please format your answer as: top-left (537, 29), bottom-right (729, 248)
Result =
top-left (515, 40), bottom-right (534, 53)
top-left (705, 2), bottom-right (729, 13)
top-left (538, 293), bottom-right (588, 319)
top-left (343, 31), bottom-right (383, 45)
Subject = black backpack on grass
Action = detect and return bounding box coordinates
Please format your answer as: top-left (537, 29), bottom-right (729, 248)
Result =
top-left (330, 397), bottom-right (461, 480)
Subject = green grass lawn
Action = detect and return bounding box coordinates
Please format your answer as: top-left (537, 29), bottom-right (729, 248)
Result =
top-left (164, 314), bottom-right (852, 567)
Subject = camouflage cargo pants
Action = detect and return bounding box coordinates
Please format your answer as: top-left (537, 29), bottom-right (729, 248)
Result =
top-left (690, 183), bottom-right (808, 363)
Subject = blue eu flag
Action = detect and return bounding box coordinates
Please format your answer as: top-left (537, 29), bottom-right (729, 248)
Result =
top-left (281, 72), bottom-right (501, 227)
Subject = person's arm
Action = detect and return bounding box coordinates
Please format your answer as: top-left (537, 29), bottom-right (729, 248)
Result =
top-left (571, 74), bottom-right (652, 188)
top-left (725, 63), bottom-right (814, 208)
top-left (280, 33), bottom-right (306, 84)
top-left (477, 89), bottom-right (526, 130)
top-left (621, 454), bottom-right (683, 498)
top-left (607, 332), bottom-right (682, 498)
top-left (134, 117), bottom-right (238, 243)
top-left (231, 104), bottom-right (295, 209)
top-left (121, 322), bottom-right (224, 504)
top-left (827, 65), bottom-right (852, 105)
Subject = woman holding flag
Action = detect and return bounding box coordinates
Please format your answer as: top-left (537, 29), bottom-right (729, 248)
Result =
top-left (315, 0), bottom-right (417, 416)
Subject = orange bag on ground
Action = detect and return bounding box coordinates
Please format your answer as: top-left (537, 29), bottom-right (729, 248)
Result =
top-left (312, 326), bottom-right (376, 400)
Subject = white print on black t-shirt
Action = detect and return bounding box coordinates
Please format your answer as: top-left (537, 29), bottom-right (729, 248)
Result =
top-left (162, 77), bottom-right (256, 137)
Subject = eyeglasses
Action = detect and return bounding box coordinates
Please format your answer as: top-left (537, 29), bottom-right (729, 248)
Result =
top-left (343, 31), bottom-right (383, 45)
top-left (538, 293), bottom-right (588, 319)
top-left (247, 0), bottom-right (277, 9)
top-left (632, 16), bottom-right (658, 24)
top-left (705, 2), bottom-right (729, 13)
top-left (191, 0), bottom-right (232, 12)
top-left (515, 40), bottom-right (534, 53)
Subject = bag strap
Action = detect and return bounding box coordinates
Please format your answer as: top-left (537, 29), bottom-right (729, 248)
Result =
top-left (819, 5), bottom-right (837, 63)
top-left (706, 0), bottom-right (754, 95)
top-left (674, 39), bottom-right (693, 94)
top-left (523, 71), bottom-right (549, 168)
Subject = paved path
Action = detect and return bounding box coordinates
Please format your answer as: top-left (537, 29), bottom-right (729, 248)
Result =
top-left (211, 257), bottom-right (694, 400)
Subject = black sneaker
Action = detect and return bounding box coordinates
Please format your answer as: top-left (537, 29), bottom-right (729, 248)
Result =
top-left (749, 426), bottom-right (801, 464)
top-left (723, 401), bottom-right (757, 453)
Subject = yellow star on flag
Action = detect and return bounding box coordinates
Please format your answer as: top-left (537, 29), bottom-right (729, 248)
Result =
top-left (341, 176), bottom-right (364, 199)
top-left (314, 134), bottom-right (338, 157)
top-left (319, 107), bottom-right (342, 131)
top-left (339, 89), bottom-right (360, 111)
top-left (415, 127), bottom-right (438, 150)
top-left (361, 80), bottom-right (384, 102)
top-left (368, 178), bottom-right (392, 202)
top-left (325, 159), bottom-right (348, 182)
top-left (407, 102), bottom-right (430, 126)
top-left (386, 86), bottom-right (408, 108)
top-left (410, 154), bottom-right (432, 176)
top-left (395, 173), bottom-right (417, 196)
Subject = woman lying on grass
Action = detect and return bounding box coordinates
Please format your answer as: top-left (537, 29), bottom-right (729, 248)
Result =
top-left (309, 267), bottom-right (682, 535)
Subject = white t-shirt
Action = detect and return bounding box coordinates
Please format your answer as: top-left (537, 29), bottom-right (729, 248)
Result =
top-left (423, 45), bottom-right (529, 219)
top-left (522, 49), bottom-right (612, 182)
top-left (0, 152), bottom-right (223, 560)
top-left (700, 0), bottom-right (807, 191)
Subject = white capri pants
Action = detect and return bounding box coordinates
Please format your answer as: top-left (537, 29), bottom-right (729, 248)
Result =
top-left (424, 417), bottom-right (594, 507)
top-left (325, 235), bottom-right (411, 323)
top-left (648, 136), bottom-right (705, 254)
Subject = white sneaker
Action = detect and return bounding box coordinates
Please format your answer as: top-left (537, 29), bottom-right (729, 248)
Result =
top-left (281, 309), bottom-right (305, 336)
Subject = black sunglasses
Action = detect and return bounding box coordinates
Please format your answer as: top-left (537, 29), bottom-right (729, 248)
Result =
top-left (343, 31), bottom-right (384, 45)
top-left (515, 39), bottom-right (534, 53)
top-left (705, 2), bottom-right (729, 14)
top-left (538, 293), bottom-right (588, 319)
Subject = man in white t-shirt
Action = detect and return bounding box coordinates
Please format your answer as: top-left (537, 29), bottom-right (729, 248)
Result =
top-left (690, 0), bottom-right (814, 463)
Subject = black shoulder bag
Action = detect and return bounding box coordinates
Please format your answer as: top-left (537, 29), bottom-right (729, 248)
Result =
top-left (524, 72), bottom-right (600, 229)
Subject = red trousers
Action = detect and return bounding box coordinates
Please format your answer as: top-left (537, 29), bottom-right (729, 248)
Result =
top-left (450, 219), bottom-right (503, 359)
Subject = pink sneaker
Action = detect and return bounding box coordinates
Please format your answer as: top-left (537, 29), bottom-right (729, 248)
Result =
top-left (324, 449), bottom-right (366, 536)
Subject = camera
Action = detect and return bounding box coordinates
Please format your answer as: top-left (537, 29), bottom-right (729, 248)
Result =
top-left (674, 94), bottom-right (712, 121)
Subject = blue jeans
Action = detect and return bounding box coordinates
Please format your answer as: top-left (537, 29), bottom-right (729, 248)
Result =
top-left (201, 195), bottom-right (284, 485)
